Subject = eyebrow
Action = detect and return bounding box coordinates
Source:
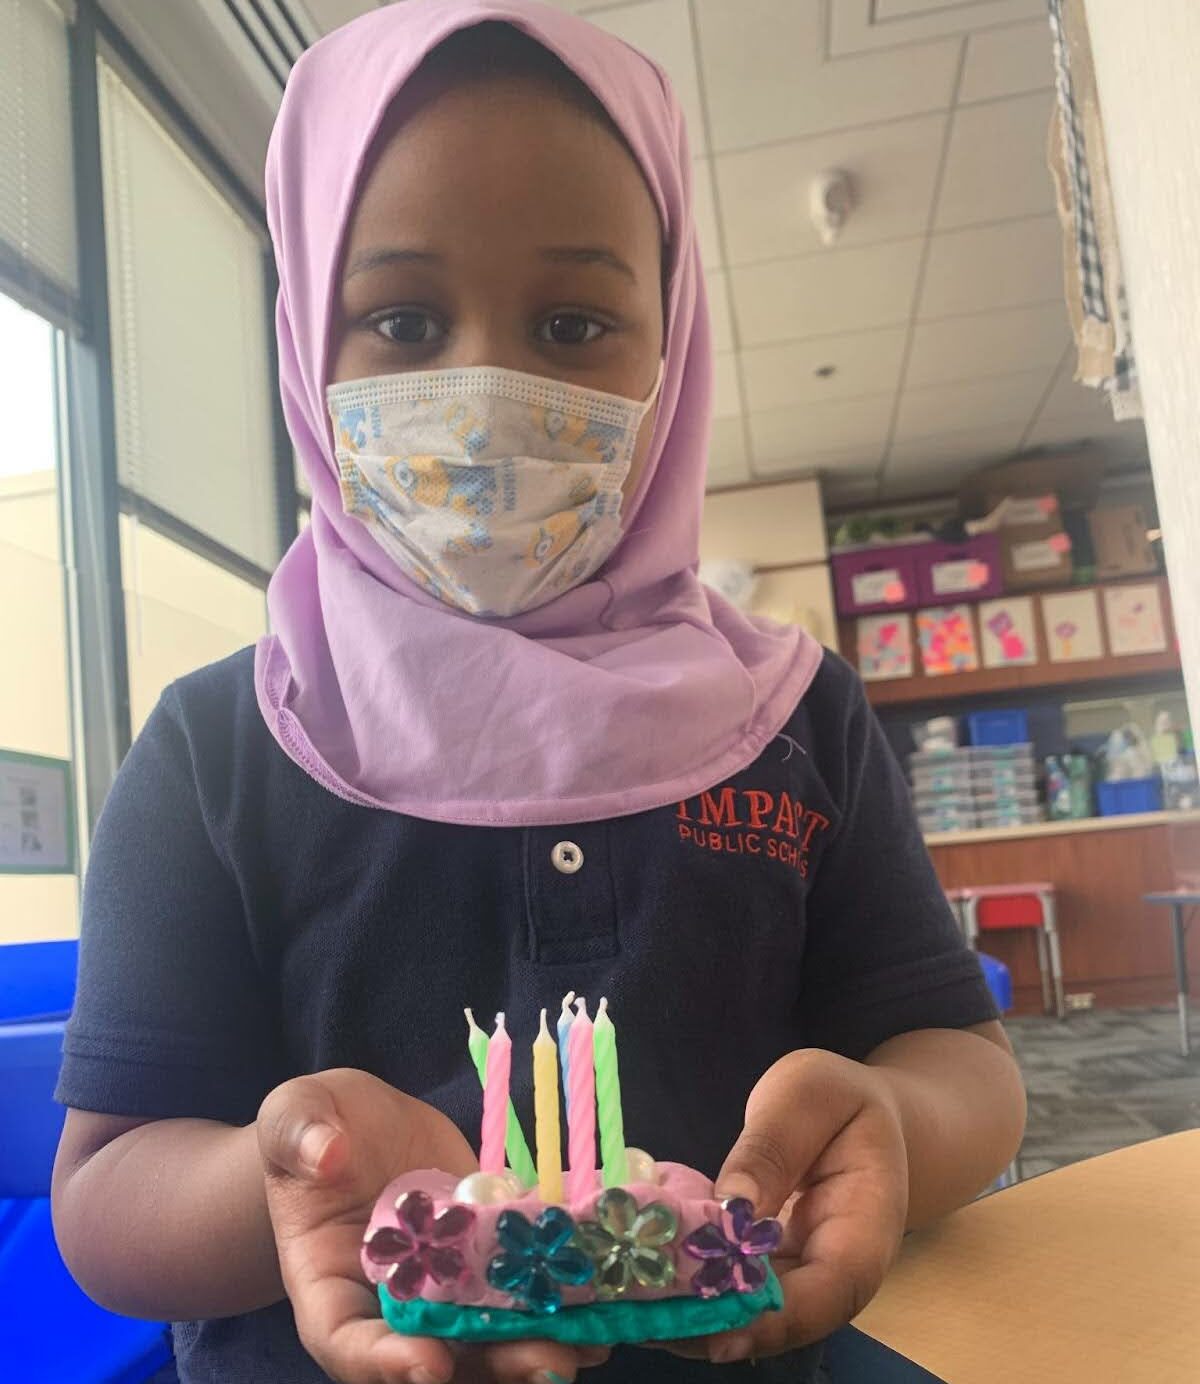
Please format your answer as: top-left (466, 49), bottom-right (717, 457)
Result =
top-left (343, 247), bottom-right (442, 279)
top-left (343, 244), bottom-right (639, 283)
top-left (539, 245), bottom-right (638, 282)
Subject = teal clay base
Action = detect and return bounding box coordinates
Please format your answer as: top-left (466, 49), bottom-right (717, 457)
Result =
top-left (377, 1268), bottom-right (783, 1345)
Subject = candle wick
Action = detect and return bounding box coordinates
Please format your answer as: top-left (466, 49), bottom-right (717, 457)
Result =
top-left (538, 1008), bottom-right (551, 1040)
top-left (574, 996), bottom-right (589, 1019)
top-left (464, 1007), bottom-right (480, 1036)
top-left (494, 1011), bottom-right (507, 1035)
top-left (597, 996), bottom-right (610, 1020)
top-left (559, 991), bottom-right (575, 1019)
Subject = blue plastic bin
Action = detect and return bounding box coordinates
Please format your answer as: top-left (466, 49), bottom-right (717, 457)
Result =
top-left (977, 951), bottom-right (1013, 1013)
top-left (0, 940), bottom-right (78, 1023)
top-left (1096, 776), bottom-right (1162, 816)
top-left (966, 710), bottom-right (1030, 747)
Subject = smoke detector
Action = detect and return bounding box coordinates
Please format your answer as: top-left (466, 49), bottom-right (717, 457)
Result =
top-left (809, 168), bottom-right (856, 247)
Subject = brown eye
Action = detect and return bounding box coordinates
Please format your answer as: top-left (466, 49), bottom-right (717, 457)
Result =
top-left (538, 313), bottom-right (606, 345)
top-left (377, 311), bottom-right (443, 344)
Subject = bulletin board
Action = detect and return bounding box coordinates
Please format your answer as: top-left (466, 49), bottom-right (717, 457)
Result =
top-left (0, 749), bottom-right (76, 875)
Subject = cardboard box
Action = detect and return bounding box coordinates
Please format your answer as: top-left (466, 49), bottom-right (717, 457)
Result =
top-left (1000, 523), bottom-right (1073, 589)
top-left (1088, 504), bottom-right (1157, 578)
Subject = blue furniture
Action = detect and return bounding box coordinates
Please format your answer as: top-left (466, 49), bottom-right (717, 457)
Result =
top-left (977, 950), bottom-right (1013, 1014)
top-left (0, 943), bottom-right (172, 1383)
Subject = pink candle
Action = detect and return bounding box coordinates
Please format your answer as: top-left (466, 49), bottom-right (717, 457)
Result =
top-left (480, 1013), bottom-right (511, 1174)
top-left (566, 998), bottom-right (598, 1204)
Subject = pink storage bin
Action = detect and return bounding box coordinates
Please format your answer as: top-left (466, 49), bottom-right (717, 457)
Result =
top-left (915, 533), bottom-right (1003, 606)
top-left (831, 542), bottom-right (926, 617)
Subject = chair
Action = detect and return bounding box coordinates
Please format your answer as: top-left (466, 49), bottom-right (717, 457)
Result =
top-left (0, 962), bottom-right (172, 1383)
top-left (950, 883), bottom-right (1065, 1019)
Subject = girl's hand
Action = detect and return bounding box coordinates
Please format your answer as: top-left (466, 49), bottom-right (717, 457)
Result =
top-left (661, 1049), bottom-right (909, 1365)
top-left (257, 1068), bottom-right (605, 1383)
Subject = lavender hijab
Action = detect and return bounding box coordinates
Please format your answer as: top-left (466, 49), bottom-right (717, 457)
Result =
top-left (256, 0), bottom-right (822, 826)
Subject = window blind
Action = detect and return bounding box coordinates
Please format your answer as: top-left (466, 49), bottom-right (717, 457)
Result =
top-left (0, 0), bottom-right (80, 326)
top-left (98, 58), bottom-right (279, 572)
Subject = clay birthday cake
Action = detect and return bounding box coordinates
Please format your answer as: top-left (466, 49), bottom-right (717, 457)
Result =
top-left (362, 997), bottom-right (783, 1345)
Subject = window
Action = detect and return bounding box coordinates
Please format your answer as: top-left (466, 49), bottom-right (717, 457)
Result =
top-left (0, 291), bottom-right (78, 942)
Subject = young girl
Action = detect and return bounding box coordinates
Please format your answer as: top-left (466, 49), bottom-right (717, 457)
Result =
top-left (50, 3), bottom-right (1025, 1383)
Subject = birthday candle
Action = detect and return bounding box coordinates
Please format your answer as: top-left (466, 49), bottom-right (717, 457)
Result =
top-left (593, 998), bottom-right (628, 1188)
top-left (566, 997), bottom-right (597, 1204)
top-left (464, 1009), bottom-right (537, 1188)
top-left (480, 1013), bottom-right (512, 1174)
top-left (533, 1009), bottom-right (564, 1203)
top-left (556, 991), bottom-right (575, 1094)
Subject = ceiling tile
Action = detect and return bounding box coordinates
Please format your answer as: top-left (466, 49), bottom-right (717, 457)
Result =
top-left (749, 393), bottom-right (893, 474)
top-left (894, 369), bottom-right (1050, 440)
top-left (705, 270), bottom-right (735, 351)
top-left (906, 303), bottom-right (1070, 388)
top-left (693, 0), bottom-right (959, 151)
top-left (885, 421), bottom-right (1027, 474)
top-left (715, 112), bottom-right (945, 265)
top-left (712, 353), bottom-right (743, 418)
top-left (879, 464), bottom-right (982, 502)
top-left (959, 19), bottom-right (1056, 104)
top-left (919, 214), bottom-right (1062, 319)
top-left (1025, 409), bottom-right (1149, 456)
top-left (1033, 356), bottom-right (1124, 423)
top-left (584, 0), bottom-right (708, 154)
top-left (834, 0), bottom-right (1043, 52)
top-left (935, 91), bottom-right (1057, 230)
top-left (706, 415), bottom-right (751, 487)
top-left (732, 239), bottom-right (923, 347)
top-left (692, 159), bottom-right (722, 269)
top-left (740, 328), bottom-right (908, 413)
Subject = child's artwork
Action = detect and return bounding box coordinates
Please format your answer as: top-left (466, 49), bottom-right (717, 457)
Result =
top-left (979, 597), bottom-right (1038, 669)
top-left (1042, 589), bottom-right (1104, 663)
top-left (1104, 583), bottom-right (1168, 656)
top-left (916, 605), bottom-right (979, 677)
top-left (856, 614), bottom-right (913, 682)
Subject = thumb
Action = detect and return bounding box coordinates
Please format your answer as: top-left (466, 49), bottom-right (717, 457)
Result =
top-left (716, 1052), bottom-right (850, 1216)
top-left (257, 1074), bottom-right (350, 1184)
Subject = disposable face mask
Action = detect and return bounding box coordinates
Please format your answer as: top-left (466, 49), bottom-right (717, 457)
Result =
top-left (326, 365), bottom-right (661, 618)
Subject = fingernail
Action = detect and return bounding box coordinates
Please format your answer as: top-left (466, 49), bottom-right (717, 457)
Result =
top-left (298, 1122), bottom-right (337, 1175)
top-left (711, 1336), bottom-right (753, 1364)
top-left (409, 1370), bottom-right (447, 1384)
top-left (716, 1174), bottom-right (762, 1210)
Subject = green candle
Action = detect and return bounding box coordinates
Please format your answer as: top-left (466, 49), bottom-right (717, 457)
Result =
top-left (593, 997), bottom-right (628, 1187)
top-left (464, 1009), bottom-right (537, 1188)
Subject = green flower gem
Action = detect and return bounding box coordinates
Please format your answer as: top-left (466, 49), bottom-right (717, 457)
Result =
top-left (575, 1188), bottom-right (678, 1299)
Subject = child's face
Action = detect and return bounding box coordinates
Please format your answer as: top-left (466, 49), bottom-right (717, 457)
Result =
top-left (329, 77), bottom-right (666, 501)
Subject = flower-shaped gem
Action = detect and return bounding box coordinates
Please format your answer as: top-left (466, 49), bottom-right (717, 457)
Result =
top-left (681, 1197), bottom-right (782, 1298)
top-left (486, 1207), bottom-right (594, 1314)
top-left (363, 1191), bottom-right (475, 1301)
top-left (575, 1188), bottom-right (678, 1298)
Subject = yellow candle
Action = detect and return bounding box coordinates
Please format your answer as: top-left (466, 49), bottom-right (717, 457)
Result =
top-left (533, 1008), bottom-right (564, 1204)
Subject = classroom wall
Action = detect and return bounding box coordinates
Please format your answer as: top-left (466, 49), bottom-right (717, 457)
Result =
top-left (0, 475), bottom-right (267, 944)
top-left (1084, 0), bottom-right (1200, 746)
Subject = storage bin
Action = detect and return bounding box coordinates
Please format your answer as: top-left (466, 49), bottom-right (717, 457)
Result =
top-left (911, 764), bottom-right (974, 794)
top-left (1096, 777), bottom-right (1163, 816)
top-left (831, 542), bottom-right (925, 617)
top-left (915, 532), bottom-right (1003, 605)
top-left (967, 710), bottom-right (1030, 747)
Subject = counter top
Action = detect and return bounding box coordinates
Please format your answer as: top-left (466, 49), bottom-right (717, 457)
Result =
top-left (925, 807), bottom-right (1200, 849)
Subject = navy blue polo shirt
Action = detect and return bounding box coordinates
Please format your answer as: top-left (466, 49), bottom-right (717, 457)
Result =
top-left (56, 646), bottom-right (995, 1383)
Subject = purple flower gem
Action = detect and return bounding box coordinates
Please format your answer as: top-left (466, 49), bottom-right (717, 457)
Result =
top-left (363, 1191), bottom-right (476, 1301)
top-left (680, 1197), bottom-right (782, 1299)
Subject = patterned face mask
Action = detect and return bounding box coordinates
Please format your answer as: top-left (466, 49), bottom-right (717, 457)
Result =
top-left (326, 365), bottom-right (661, 618)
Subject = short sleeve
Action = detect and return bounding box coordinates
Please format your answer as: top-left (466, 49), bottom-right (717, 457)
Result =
top-left (55, 687), bottom-right (289, 1125)
top-left (797, 667), bottom-right (997, 1060)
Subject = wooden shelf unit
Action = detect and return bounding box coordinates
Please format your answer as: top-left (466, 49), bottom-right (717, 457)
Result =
top-left (839, 574), bottom-right (1181, 707)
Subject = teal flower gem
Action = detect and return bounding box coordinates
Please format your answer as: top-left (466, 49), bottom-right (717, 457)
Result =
top-left (486, 1208), bottom-right (594, 1315)
top-left (575, 1188), bottom-right (678, 1299)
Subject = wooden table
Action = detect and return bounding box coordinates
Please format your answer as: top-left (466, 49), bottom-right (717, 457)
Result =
top-left (854, 1131), bottom-right (1200, 1383)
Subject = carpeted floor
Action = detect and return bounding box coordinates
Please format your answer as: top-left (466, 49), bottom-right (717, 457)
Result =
top-left (1006, 1005), bottom-right (1200, 1177)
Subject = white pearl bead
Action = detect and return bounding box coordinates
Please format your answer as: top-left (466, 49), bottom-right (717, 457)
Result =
top-left (625, 1147), bottom-right (658, 1184)
top-left (453, 1171), bottom-right (520, 1205)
